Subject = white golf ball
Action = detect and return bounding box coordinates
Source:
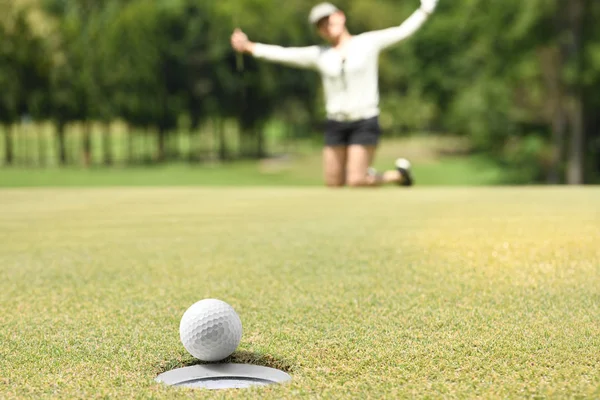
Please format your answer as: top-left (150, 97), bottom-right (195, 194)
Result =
top-left (179, 298), bottom-right (243, 362)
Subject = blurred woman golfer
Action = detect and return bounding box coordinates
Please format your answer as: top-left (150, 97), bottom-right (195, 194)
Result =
top-left (231, 1), bottom-right (438, 187)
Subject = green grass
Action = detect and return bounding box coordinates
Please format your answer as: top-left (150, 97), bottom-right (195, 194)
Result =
top-left (0, 137), bottom-right (507, 187)
top-left (1, 187), bottom-right (599, 399)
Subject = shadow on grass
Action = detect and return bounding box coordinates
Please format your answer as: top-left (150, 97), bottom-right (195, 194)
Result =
top-left (157, 350), bottom-right (295, 374)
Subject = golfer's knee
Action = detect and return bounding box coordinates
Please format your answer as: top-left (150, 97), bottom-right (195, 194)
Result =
top-left (346, 176), bottom-right (367, 187)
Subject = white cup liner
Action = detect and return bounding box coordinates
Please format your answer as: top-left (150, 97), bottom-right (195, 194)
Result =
top-left (155, 363), bottom-right (292, 390)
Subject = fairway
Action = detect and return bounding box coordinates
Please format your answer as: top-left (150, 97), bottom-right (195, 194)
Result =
top-left (1, 187), bottom-right (599, 398)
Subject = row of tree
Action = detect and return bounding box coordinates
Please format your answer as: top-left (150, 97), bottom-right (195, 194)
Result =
top-left (1, 0), bottom-right (599, 183)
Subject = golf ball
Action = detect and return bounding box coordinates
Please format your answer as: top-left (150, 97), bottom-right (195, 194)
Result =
top-left (179, 298), bottom-right (243, 362)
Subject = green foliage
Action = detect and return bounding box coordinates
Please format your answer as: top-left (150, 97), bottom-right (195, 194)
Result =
top-left (0, 4), bottom-right (50, 124)
top-left (0, 0), bottom-right (599, 182)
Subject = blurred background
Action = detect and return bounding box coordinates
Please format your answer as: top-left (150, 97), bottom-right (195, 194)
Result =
top-left (1, 0), bottom-right (599, 186)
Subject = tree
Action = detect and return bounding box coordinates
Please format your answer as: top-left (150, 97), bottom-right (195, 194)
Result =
top-left (0, 1), bottom-right (52, 165)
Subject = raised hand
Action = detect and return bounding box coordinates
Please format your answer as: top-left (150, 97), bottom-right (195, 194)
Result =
top-left (420, 0), bottom-right (438, 14)
top-left (230, 28), bottom-right (253, 53)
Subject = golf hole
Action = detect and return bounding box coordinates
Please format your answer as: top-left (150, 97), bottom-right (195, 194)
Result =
top-left (155, 363), bottom-right (292, 390)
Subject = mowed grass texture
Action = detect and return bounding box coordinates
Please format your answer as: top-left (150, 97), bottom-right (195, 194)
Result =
top-left (1, 187), bottom-right (599, 399)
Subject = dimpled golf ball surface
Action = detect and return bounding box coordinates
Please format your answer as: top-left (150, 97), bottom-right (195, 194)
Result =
top-left (179, 299), bottom-right (243, 362)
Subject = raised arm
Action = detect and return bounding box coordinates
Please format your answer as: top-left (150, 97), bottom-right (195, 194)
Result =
top-left (363, 0), bottom-right (438, 51)
top-left (231, 28), bottom-right (320, 70)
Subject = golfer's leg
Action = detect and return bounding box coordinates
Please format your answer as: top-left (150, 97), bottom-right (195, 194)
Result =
top-left (346, 145), bottom-right (375, 186)
top-left (323, 146), bottom-right (347, 187)
top-left (345, 117), bottom-right (390, 187)
top-left (346, 145), bottom-right (402, 187)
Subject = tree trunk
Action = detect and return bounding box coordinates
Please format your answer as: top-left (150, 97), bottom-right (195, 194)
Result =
top-left (188, 127), bottom-right (194, 163)
top-left (582, 0), bottom-right (598, 182)
top-left (83, 122), bottom-right (92, 167)
top-left (145, 128), bottom-right (152, 163)
top-left (189, 110), bottom-right (200, 163)
top-left (238, 122), bottom-right (254, 160)
top-left (38, 125), bottom-right (46, 167)
top-left (256, 126), bottom-right (264, 159)
top-left (565, 0), bottom-right (585, 184)
top-left (57, 121), bottom-right (67, 166)
top-left (539, 46), bottom-right (566, 184)
top-left (174, 129), bottom-right (181, 161)
top-left (13, 124), bottom-right (20, 165)
top-left (549, 108), bottom-right (567, 184)
top-left (22, 124), bottom-right (31, 166)
top-left (567, 98), bottom-right (584, 184)
top-left (103, 123), bottom-right (112, 166)
top-left (127, 125), bottom-right (134, 165)
top-left (157, 127), bottom-right (166, 162)
top-left (4, 124), bottom-right (14, 166)
top-left (216, 117), bottom-right (228, 161)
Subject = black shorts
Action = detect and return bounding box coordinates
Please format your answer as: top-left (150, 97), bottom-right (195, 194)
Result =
top-left (324, 116), bottom-right (382, 147)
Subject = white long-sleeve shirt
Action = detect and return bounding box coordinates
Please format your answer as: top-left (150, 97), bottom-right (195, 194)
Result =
top-left (251, 9), bottom-right (430, 122)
